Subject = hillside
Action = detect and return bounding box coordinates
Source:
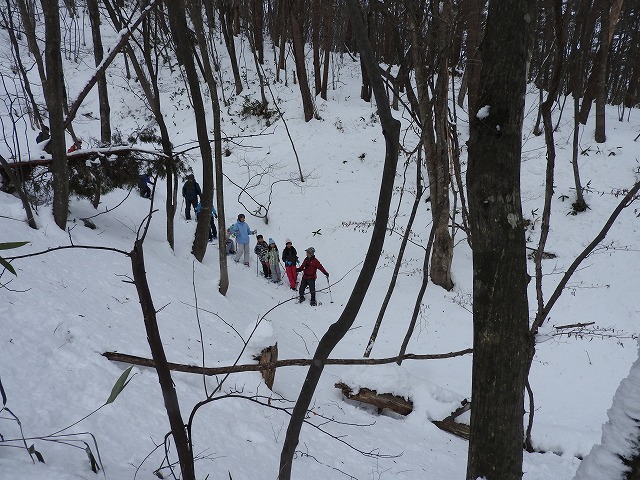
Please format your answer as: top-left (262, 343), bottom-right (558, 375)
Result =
top-left (2, 15), bottom-right (640, 480)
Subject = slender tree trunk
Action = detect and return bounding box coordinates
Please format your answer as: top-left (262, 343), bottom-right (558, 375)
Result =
top-left (41, 0), bottom-right (69, 230)
top-left (219, 0), bottom-right (243, 95)
top-left (364, 155), bottom-right (423, 357)
top-left (189, 0), bottom-right (229, 294)
top-left (130, 240), bottom-right (194, 480)
top-left (311, 0), bottom-right (322, 95)
top-left (166, 0), bottom-right (214, 262)
top-left (595, 0), bottom-right (610, 143)
top-left (465, 0), bottom-right (533, 478)
top-left (320, 0), bottom-right (333, 100)
top-left (278, 0), bottom-right (400, 477)
top-left (87, 0), bottom-right (111, 145)
top-left (289, 0), bottom-right (315, 121)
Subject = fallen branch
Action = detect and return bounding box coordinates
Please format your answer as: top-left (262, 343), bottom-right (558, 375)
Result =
top-left (554, 321), bottom-right (595, 330)
top-left (102, 348), bottom-right (472, 375)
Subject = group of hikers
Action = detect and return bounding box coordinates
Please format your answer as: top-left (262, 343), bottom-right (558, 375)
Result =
top-left (137, 172), bottom-right (330, 305)
top-left (227, 212), bottom-right (329, 306)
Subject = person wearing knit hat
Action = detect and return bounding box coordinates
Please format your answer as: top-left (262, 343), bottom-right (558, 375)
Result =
top-left (267, 238), bottom-right (282, 284)
top-left (296, 247), bottom-right (328, 306)
top-left (282, 239), bottom-right (299, 290)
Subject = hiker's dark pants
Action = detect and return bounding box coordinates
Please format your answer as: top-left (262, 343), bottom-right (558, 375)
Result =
top-left (185, 198), bottom-right (197, 220)
top-left (299, 277), bottom-right (316, 302)
top-left (261, 260), bottom-right (271, 278)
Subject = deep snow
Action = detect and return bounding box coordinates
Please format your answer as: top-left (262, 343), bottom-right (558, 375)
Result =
top-left (1, 12), bottom-right (640, 480)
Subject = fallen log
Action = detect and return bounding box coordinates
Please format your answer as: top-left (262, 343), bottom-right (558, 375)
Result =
top-left (102, 348), bottom-right (472, 375)
top-left (335, 382), bottom-right (471, 440)
top-left (335, 382), bottom-right (413, 415)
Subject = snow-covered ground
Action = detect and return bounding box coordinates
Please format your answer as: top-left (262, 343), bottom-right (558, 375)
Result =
top-left (1, 15), bottom-right (640, 479)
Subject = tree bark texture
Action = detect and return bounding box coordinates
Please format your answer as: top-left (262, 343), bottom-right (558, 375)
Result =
top-left (465, 0), bottom-right (534, 479)
top-left (41, 0), bottom-right (69, 230)
top-left (429, 0), bottom-right (454, 291)
top-left (277, 0), bottom-right (400, 477)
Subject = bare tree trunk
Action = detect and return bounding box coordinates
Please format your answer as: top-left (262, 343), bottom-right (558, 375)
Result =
top-left (166, 0), bottom-right (214, 262)
top-left (219, 0), bottom-right (243, 95)
top-left (278, 0), bottom-right (400, 477)
top-left (289, 0), bottom-right (315, 121)
top-left (364, 154), bottom-right (423, 357)
top-left (320, 0), bottom-right (333, 100)
top-left (87, 0), bottom-right (111, 145)
top-left (465, 0), bottom-right (533, 478)
top-left (311, 0), bottom-right (322, 95)
top-left (252, 0), bottom-right (264, 64)
top-left (595, 0), bottom-right (610, 143)
top-left (189, 0), bottom-right (229, 294)
top-left (130, 239), bottom-right (194, 480)
top-left (571, 94), bottom-right (587, 211)
top-left (41, 0), bottom-right (69, 230)
top-left (429, 0), bottom-right (454, 291)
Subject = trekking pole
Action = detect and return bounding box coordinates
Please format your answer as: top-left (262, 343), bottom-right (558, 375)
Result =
top-left (256, 254), bottom-right (259, 277)
top-left (326, 276), bottom-right (333, 303)
top-left (180, 197), bottom-right (184, 219)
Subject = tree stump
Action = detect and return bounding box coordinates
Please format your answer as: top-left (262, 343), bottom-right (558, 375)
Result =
top-left (254, 343), bottom-right (278, 390)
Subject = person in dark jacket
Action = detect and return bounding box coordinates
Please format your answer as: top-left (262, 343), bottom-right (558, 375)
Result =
top-left (296, 247), bottom-right (328, 306)
top-left (36, 126), bottom-right (52, 154)
top-left (254, 234), bottom-right (271, 278)
top-left (138, 171), bottom-right (154, 198)
top-left (181, 174), bottom-right (201, 220)
top-left (282, 238), bottom-right (298, 290)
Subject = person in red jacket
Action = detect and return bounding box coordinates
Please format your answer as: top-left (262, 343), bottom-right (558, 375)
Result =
top-left (296, 247), bottom-right (328, 306)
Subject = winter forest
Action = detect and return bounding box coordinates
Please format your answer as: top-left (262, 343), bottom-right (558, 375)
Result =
top-left (1, 0), bottom-right (640, 479)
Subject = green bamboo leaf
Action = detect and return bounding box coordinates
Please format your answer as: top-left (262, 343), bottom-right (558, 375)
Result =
top-left (0, 241), bottom-right (29, 250)
top-left (106, 366), bottom-right (134, 405)
top-left (0, 256), bottom-right (17, 275)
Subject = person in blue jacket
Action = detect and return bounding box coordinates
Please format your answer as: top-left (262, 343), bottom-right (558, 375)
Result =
top-left (229, 213), bottom-right (256, 265)
top-left (196, 202), bottom-right (218, 242)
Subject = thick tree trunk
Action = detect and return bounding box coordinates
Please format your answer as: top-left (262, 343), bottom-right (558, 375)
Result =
top-left (41, 0), bottom-right (68, 230)
top-left (252, 0), bottom-right (264, 64)
top-left (289, 0), bottom-right (315, 121)
top-left (465, 0), bottom-right (533, 479)
top-left (430, 0), bottom-right (454, 291)
top-left (278, 1), bottom-right (400, 477)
